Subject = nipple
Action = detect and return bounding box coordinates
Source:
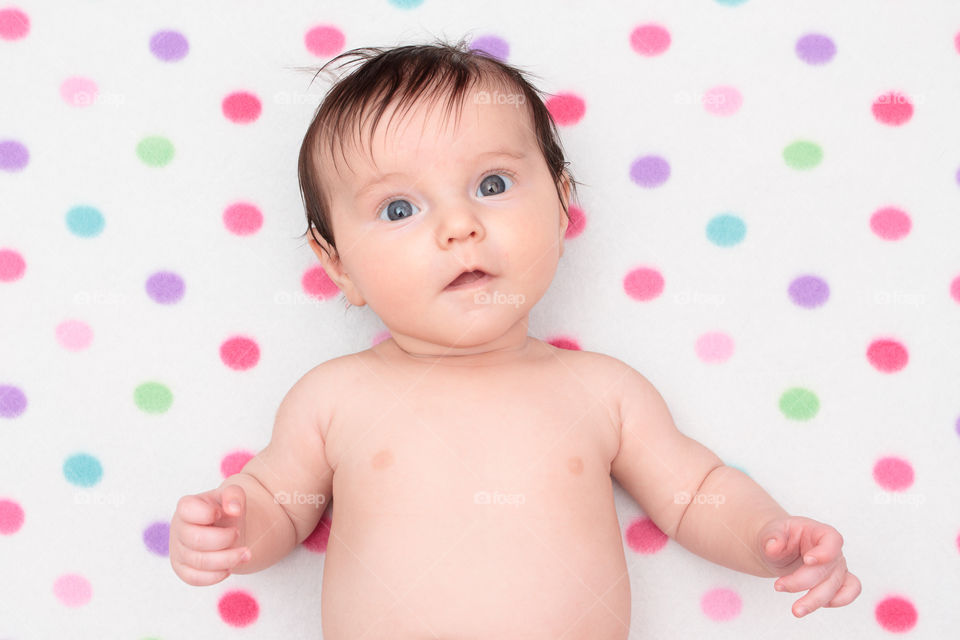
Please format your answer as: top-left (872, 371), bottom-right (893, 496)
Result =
top-left (371, 449), bottom-right (394, 470)
top-left (567, 456), bottom-right (584, 475)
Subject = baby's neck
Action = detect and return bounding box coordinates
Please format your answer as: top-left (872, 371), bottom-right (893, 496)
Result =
top-left (377, 331), bottom-right (535, 368)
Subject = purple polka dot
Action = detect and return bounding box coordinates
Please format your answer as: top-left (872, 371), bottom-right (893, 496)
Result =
top-left (0, 140), bottom-right (29, 172)
top-left (143, 521), bottom-right (170, 555)
top-left (795, 33), bottom-right (836, 65)
top-left (150, 30), bottom-right (189, 62)
top-left (955, 165), bottom-right (960, 186)
top-left (146, 271), bottom-right (185, 304)
top-left (630, 155), bottom-right (670, 188)
top-left (788, 275), bottom-right (830, 308)
top-left (0, 385), bottom-right (27, 418)
top-left (955, 415), bottom-right (960, 438)
top-left (470, 35), bottom-right (509, 61)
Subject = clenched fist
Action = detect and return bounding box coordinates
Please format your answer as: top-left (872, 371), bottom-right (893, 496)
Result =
top-left (170, 485), bottom-right (252, 586)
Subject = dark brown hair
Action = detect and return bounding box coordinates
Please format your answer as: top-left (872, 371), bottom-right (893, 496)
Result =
top-left (295, 36), bottom-right (580, 261)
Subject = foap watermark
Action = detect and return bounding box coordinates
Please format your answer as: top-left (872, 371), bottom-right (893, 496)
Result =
top-left (873, 290), bottom-right (926, 307)
top-left (674, 491), bottom-right (725, 509)
top-left (873, 491), bottom-right (925, 508)
top-left (474, 90), bottom-right (526, 108)
top-left (673, 90), bottom-right (728, 107)
top-left (73, 290), bottom-right (125, 306)
top-left (274, 490), bottom-right (326, 509)
top-left (273, 290), bottom-right (325, 306)
top-left (473, 290), bottom-right (525, 308)
top-left (474, 490), bottom-right (526, 508)
top-left (74, 489), bottom-right (127, 508)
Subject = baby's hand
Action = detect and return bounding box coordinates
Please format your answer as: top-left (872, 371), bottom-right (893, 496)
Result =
top-left (169, 485), bottom-right (251, 586)
top-left (757, 515), bottom-right (861, 617)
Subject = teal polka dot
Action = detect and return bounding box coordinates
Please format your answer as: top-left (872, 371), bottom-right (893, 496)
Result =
top-left (715, 0), bottom-right (749, 5)
top-left (66, 205), bottom-right (105, 237)
top-left (64, 453), bottom-right (103, 487)
top-left (389, 0), bottom-right (424, 7)
top-left (726, 464), bottom-right (750, 477)
top-left (706, 214), bottom-right (746, 247)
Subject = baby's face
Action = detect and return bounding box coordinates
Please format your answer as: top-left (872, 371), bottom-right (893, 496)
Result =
top-left (309, 82), bottom-right (570, 354)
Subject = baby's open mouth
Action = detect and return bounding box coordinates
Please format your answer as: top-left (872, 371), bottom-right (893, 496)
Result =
top-left (446, 270), bottom-right (489, 290)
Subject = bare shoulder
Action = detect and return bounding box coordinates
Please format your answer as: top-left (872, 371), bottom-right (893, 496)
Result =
top-left (533, 340), bottom-right (638, 406)
top-left (290, 347), bottom-right (380, 438)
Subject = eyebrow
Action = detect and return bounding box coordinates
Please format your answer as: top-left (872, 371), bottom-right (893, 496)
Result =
top-left (353, 148), bottom-right (527, 201)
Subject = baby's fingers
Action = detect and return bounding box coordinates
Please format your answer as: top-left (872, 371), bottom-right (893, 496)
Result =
top-left (176, 493), bottom-right (223, 525)
top-left (177, 522), bottom-right (239, 552)
top-left (173, 563), bottom-right (232, 587)
top-left (787, 566), bottom-right (846, 617)
top-left (180, 545), bottom-right (251, 574)
top-left (825, 572), bottom-right (861, 608)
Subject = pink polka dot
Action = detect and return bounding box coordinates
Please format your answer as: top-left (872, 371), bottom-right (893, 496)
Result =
top-left (60, 77), bottom-right (98, 107)
top-left (950, 275), bottom-right (960, 304)
top-left (0, 248), bottom-right (26, 281)
top-left (624, 517), bottom-right (668, 554)
top-left (0, 7), bottom-right (29, 40)
top-left (55, 319), bottom-right (93, 351)
top-left (703, 86), bottom-right (742, 116)
top-left (630, 24), bottom-right (670, 56)
top-left (302, 265), bottom-right (340, 299)
top-left (305, 24), bottom-right (345, 57)
top-left (870, 206), bottom-right (911, 240)
top-left (701, 587), bottom-right (742, 621)
top-left (0, 498), bottom-right (25, 534)
top-left (872, 91), bottom-right (913, 126)
top-left (218, 589), bottom-right (259, 627)
top-left (695, 332), bottom-right (734, 363)
top-left (624, 267), bottom-right (664, 301)
top-left (221, 450), bottom-right (254, 478)
top-left (545, 92), bottom-right (586, 126)
top-left (223, 202), bottom-right (263, 235)
top-left (220, 336), bottom-right (260, 370)
top-left (866, 338), bottom-right (908, 373)
top-left (564, 204), bottom-right (586, 239)
top-left (372, 330), bottom-right (392, 346)
top-left (53, 573), bottom-right (92, 607)
top-left (222, 91), bottom-right (262, 124)
top-left (873, 456), bottom-right (914, 491)
top-left (302, 513), bottom-right (332, 553)
top-left (547, 336), bottom-right (581, 350)
top-left (955, 31), bottom-right (960, 55)
top-left (875, 596), bottom-right (918, 632)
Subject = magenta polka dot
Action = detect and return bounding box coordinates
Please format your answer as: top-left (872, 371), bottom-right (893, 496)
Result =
top-left (624, 517), bottom-right (668, 553)
top-left (53, 574), bottom-right (92, 607)
top-left (218, 589), bottom-right (260, 627)
top-left (0, 7), bottom-right (29, 40)
top-left (866, 338), bottom-right (908, 373)
top-left (143, 521), bottom-right (169, 555)
top-left (55, 319), bottom-right (94, 351)
top-left (547, 336), bottom-right (581, 350)
top-left (630, 24), bottom-right (670, 56)
top-left (470, 34), bottom-right (509, 61)
top-left (223, 202), bottom-right (263, 235)
top-left (875, 596), bottom-right (918, 632)
top-left (546, 92), bottom-right (586, 126)
top-left (0, 140), bottom-right (29, 171)
top-left (302, 265), bottom-right (340, 299)
top-left (873, 456), bottom-right (914, 491)
top-left (870, 206), bottom-right (911, 240)
top-left (0, 248), bottom-right (26, 280)
top-left (703, 86), bottom-right (742, 116)
top-left (304, 24), bottom-right (345, 57)
top-left (624, 267), bottom-right (664, 301)
top-left (60, 77), bottom-right (98, 107)
top-left (150, 30), bottom-right (189, 61)
top-left (0, 385), bottom-right (27, 418)
top-left (564, 204), bottom-right (586, 239)
top-left (630, 155), bottom-right (670, 188)
top-left (795, 33), bottom-right (836, 65)
top-left (146, 271), bottom-right (185, 304)
top-left (0, 499), bottom-right (25, 534)
top-left (220, 336), bottom-right (260, 371)
top-left (695, 332), bottom-right (734, 363)
top-left (302, 514), bottom-right (332, 553)
top-left (788, 274), bottom-right (830, 308)
top-left (701, 587), bottom-right (742, 621)
top-left (221, 450), bottom-right (254, 478)
top-left (222, 91), bottom-right (262, 124)
top-left (872, 91), bottom-right (914, 126)
top-left (950, 275), bottom-right (960, 303)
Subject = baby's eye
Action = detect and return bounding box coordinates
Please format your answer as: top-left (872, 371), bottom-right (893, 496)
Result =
top-left (378, 198), bottom-right (421, 222)
top-left (477, 173), bottom-right (514, 197)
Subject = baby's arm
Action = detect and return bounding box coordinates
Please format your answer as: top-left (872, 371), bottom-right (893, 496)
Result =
top-left (607, 359), bottom-right (860, 617)
top-left (170, 366), bottom-right (334, 583)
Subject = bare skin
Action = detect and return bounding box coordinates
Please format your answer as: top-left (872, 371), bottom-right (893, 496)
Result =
top-left (169, 78), bottom-right (860, 638)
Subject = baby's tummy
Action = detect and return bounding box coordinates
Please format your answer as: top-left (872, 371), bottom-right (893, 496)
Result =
top-left (320, 499), bottom-right (631, 640)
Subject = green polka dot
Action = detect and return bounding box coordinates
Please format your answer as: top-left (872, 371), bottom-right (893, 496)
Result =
top-left (783, 140), bottom-right (822, 170)
top-left (137, 136), bottom-right (175, 167)
top-left (779, 387), bottom-right (819, 420)
top-left (134, 381), bottom-right (173, 413)
top-left (66, 205), bottom-right (105, 237)
top-left (64, 453), bottom-right (103, 487)
top-left (706, 213), bottom-right (746, 247)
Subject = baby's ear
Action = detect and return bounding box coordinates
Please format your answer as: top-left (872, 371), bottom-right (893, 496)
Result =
top-left (307, 232), bottom-right (367, 308)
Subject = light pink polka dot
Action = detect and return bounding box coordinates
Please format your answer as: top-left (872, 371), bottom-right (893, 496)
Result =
top-left (372, 330), bottom-right (392, 346)
top-left (701, 587), bottom-right (742, 621)
top-left (0, 7), bottom-right (29, 40)
top-left (695, 332), bottom-right (734, 363)
top-left (950, 275), bottom-right (960, 304)
top-left (0, 248), bottom-right (26, 281)
top-left (870, 206), bottom-right (911, 240)
top-left (302, 265), bottom-right (340, 299)
top-left (305, 24), bottom-right (345, 57)
top-left (703, 86), bottom-right (742, 116)
top-left (55, 319), bottom-right (93, 351)
top-left (0, 498), bottom-right (25, 534)
top-left (60, 77), bottom-right (99, 107)
top-left (220, 450), bottom-right (254, 478)
top-left (872, 456), bottom-right (914, 491)
top-left (630, 24), bottom-right (670, 56)
top-left (53, 573), bottom-right (92, 607)
top-left (624, 267), bottom-right (664, 301)
top-left (223, 202), bottom-right (263, 235)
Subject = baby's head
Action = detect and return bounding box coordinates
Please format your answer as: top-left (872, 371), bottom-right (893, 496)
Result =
top-left (297, 37), bottom-right (580, 354)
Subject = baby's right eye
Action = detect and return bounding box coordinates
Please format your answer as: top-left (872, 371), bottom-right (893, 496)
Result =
top-left (378, 198), bottom-right (421, 222)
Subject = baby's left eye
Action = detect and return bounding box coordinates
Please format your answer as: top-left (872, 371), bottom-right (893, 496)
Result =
top-left (477, 173), bottom-right (514, 197)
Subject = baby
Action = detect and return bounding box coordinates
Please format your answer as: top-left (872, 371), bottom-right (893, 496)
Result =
top-left (170, 38), bottom-right (861, 638)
